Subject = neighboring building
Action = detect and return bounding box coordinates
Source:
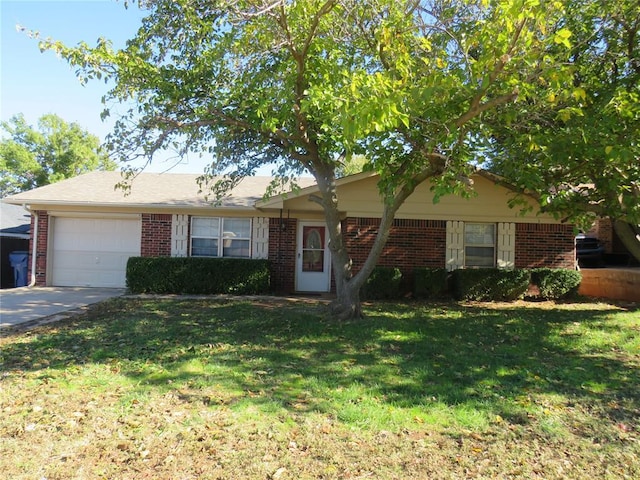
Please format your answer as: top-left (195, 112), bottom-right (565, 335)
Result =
top-left (0, 202), bottom-right (31, 288)
top-left (3, 170), bottom-right (576, 292)
top-left (586, 217), bottom-right (639, 265)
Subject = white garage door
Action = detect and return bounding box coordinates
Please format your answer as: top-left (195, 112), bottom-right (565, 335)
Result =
top-left (52, 216), bottom-right (141, 288)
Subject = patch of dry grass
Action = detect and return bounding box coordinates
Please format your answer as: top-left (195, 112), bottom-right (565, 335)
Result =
top-left (1, 297), bottom-right (638, 479)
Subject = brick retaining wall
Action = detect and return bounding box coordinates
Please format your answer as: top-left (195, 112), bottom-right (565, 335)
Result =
top-left (579, 268), bottom-right (640, 302)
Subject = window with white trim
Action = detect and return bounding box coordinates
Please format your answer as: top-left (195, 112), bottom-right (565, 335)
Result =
top-left (464, 223), bottom-right (496, 267)
top-left (190, 217), bottom-right (251, 258)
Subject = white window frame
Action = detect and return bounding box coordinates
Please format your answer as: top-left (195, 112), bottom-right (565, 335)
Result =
top-left (190, 217), bottom-right (252, 258)
top-left (464, 223), bottom-right (496, 268)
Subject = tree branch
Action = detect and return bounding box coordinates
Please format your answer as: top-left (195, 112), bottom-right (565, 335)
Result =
top-left (274, 1), bottom-right (336, 163)
top-left (455, 17), bottom-right (528, 128)
top-left (454, 90), bottom-right (520, 128)
top-left (146, 111), bottom-right (315, 166)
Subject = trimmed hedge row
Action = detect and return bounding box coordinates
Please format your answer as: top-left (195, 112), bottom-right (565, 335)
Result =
top-left (451, 268), bottom-right (531, 301)
top-left (126, 257), bottom-right (270, 294)
top-left (362, 267), bottom-right (403, 300)
top-left (126, 257), bottom-right (581, 301)
top-left (412, 267), bottom-right (582, 301)
top-left (529, 268), bottom-right (582, 299)
top-left (413, 267), bottom-right (448, 299)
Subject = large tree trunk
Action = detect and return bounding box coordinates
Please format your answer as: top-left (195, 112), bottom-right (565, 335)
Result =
top-left (311, 167), bottom-right (365, 318)
top-left (322, 177), bottom-right (419, 318)
top-left (328, 204), bottom-right (398, 319)
top-left (330, 277), bottom-right (364, 319)
top-left (329, 241), bottom-right (396, 319)
top-left (613, 220), bottom-right (640, 264)
top-left (311, 163), bottom-right (438, 319)
top-left (316, 172), bottom-right (428, 320)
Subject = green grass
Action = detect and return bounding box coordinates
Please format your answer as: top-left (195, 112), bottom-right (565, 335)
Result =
top-left (1, 297), bottom-right (638, 479)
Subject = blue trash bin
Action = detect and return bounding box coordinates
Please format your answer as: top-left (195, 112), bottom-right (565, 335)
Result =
top-left (9, 251), bottom-right (29, 287)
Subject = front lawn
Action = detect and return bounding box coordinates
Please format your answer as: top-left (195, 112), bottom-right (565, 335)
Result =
top-left (1, 297), bottom-right (638, 479)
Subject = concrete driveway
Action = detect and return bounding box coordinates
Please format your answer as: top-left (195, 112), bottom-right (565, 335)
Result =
top-left (0, 287), bottom-right (124, 329)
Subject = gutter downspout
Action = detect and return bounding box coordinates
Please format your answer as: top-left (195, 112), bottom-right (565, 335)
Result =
top-left (23, 204), bottom-right (38, 287)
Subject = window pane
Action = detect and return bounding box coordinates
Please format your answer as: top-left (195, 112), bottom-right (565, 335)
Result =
top-left (303, 227), bottom-right (324, 250)
top-left (192, 217), bottom-right (220, 237)
top-left (465, 224), bottom-right (494, 245)
top-left (192, 238), bottom-right (218, 257)
top-left (465, 246), bottom-right (495, 267)
top-left (302, 250), bottom-right (324, 272)
top-left (222, 239), bottom-right (250, 258)
top-left (463, 224), bottom-right (495, 267)
top-left (223, 218), bottom-right (251, 238)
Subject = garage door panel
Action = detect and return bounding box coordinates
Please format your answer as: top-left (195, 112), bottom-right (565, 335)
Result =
top-left (53, 261), bottom-right (127, 288)
top-left (53, 251), bottom-right (132, 270)
top-left (52, 217), bottom-right (141, 288)
top-left (53, 218), bottom-right (140, 252)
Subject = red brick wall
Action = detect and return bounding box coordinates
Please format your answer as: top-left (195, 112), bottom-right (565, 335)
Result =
top-left (263, 217), bottom-right (578, 293)
top-left (30, 211), bottom-right (49, 286)
top-left (268, 217), bottom-right (297, 292)
top-left (344, 217), bottom-right (446, 269)
top-left (141, 214), bottom-right (172, 257)
top-left (515, 223), bottom-right (576, 269)
top-left (343, 217), bottom-right (447, 289)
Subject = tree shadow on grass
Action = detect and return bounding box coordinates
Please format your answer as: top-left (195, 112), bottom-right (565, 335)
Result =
top-left (382, 305), bottom-right (638, 422)
top-left (1, 297), bottom-right (638, 431)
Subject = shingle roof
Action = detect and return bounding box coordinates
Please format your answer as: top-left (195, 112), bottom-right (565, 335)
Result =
top-left (3, 171), bottom-right (315, 210)
top-left (0, 202), bottom-right (30, 236)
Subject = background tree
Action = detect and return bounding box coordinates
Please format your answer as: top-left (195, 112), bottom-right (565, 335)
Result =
top-left (37, 0), bottom-right (578, 317)
top-left (483, 0), bottom-right (640, 261)
top-left (336, 154), bottom-right (368, 177)
top-left (0, 113), bottom-right (117, 196)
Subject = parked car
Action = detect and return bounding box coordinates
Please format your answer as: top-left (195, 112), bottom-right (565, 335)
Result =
top-left (576, 234), bottom-right (605, 267)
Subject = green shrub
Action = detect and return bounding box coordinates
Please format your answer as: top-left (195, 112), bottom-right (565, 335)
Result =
top-left (530, 268), bottom-right (582, 299)
top-left (451, 268), bottom-right (530, 301)
top-left (413, 268), bottom-right (449, 299)
top-left (362, 266), bottom-right (403, 300)
top-left (126, 257), bottom-right (270, 295)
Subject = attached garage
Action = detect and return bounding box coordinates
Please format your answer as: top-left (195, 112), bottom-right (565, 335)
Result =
top-left (50, 216), bottom-right (141, 288)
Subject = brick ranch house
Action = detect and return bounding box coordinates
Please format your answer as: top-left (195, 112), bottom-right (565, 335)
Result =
top-left (3, 170), bottom-right (576, 292)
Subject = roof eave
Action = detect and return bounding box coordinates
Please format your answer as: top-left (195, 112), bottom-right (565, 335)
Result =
top-left (2, 199), bottom-right (259, 212)
top-left (0, 232), bottom-right (30, 239)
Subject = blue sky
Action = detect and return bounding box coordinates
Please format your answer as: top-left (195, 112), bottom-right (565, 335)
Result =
top-left (1, 0), bottom-right (212, 173)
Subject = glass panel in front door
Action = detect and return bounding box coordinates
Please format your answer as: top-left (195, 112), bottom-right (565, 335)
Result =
top-left (302, 226), bottom-right (325, 272)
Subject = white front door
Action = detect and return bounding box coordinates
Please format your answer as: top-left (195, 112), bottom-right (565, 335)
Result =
top-left (296, 221), bottom-right (331, 292)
